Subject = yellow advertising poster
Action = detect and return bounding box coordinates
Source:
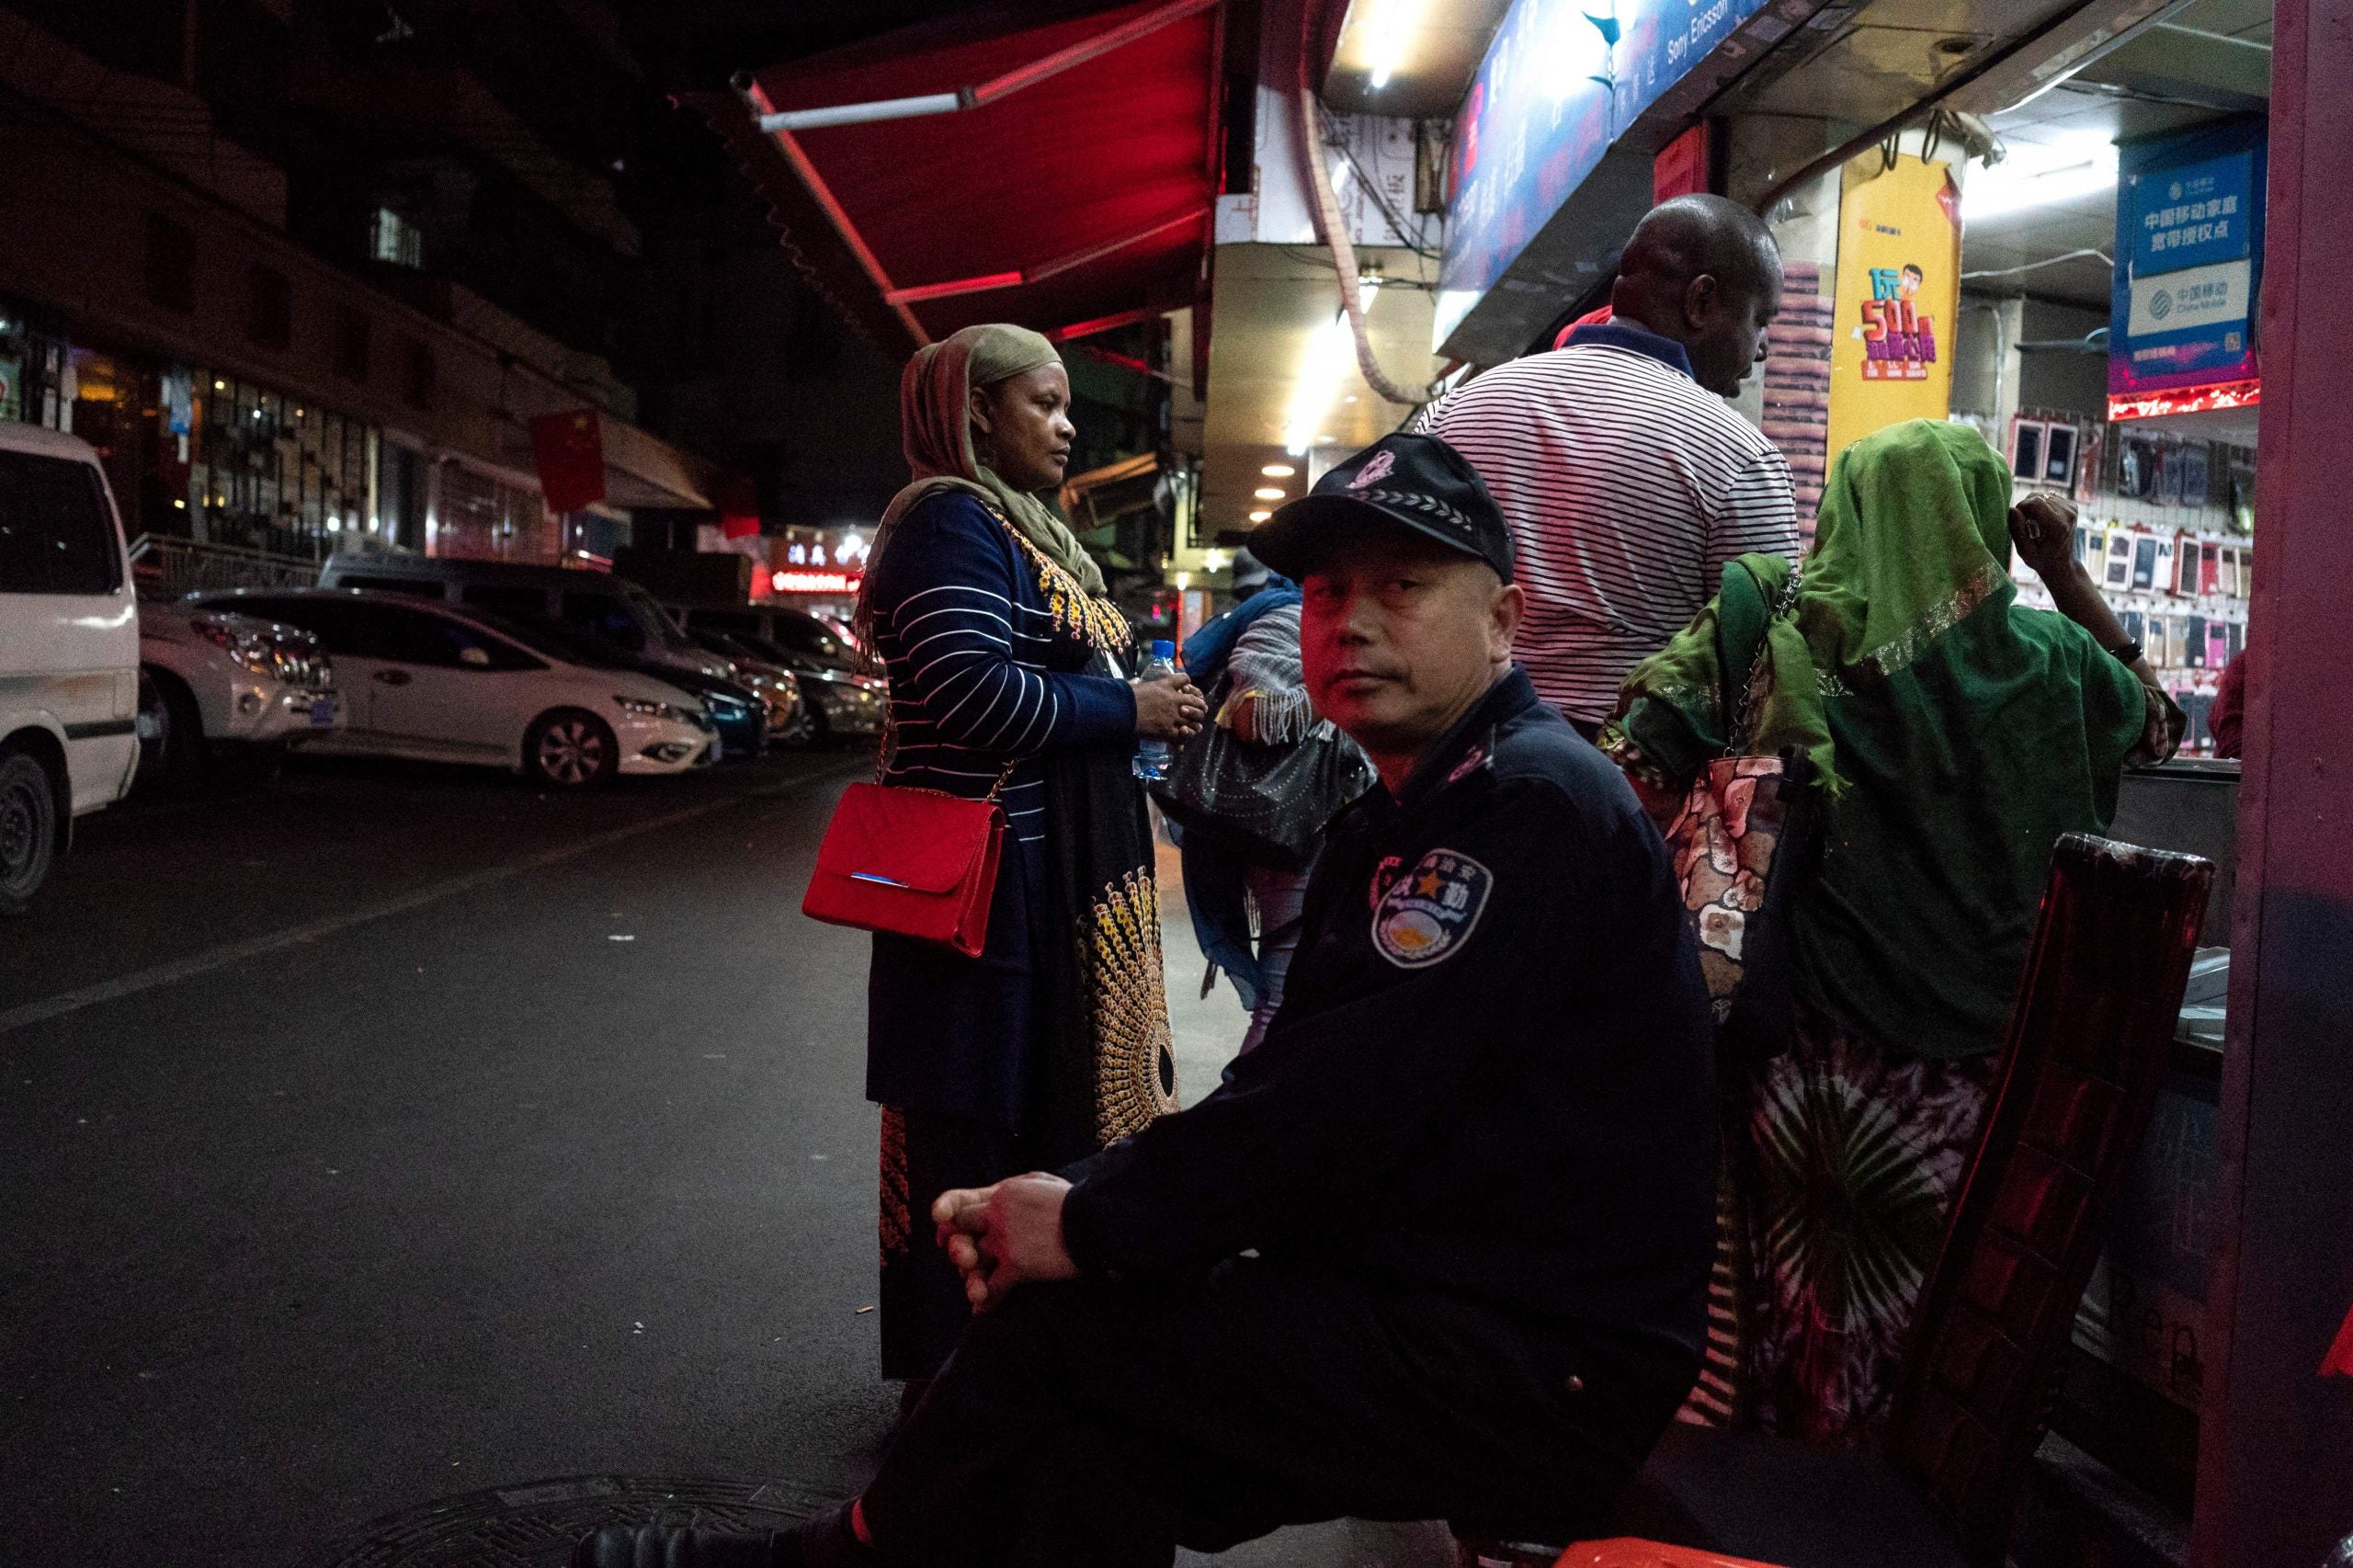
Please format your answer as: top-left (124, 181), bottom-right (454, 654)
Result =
top-left (1825, 154), bottom-right (1961, 462)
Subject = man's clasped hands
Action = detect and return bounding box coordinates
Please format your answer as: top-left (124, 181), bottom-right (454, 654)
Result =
top-left (932, 1172), bottom-right (1081, 1311)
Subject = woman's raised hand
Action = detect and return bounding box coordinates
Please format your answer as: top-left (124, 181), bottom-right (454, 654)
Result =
top-left (1132, 671), bottom-right (1207, 742)
top-left (2008, 493), bottom-right (2082, 585)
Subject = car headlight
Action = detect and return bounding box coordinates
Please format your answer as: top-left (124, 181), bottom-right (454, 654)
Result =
top-left (193, 617), bottom-right (276, 676)
top-left (614, 694), bottom-right (701, 725)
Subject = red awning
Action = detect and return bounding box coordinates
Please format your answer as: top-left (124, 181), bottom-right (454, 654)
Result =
top-left (693, 0), bottom-right (1224, 350)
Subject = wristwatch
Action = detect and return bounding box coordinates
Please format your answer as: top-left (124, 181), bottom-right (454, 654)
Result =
top-left (2107, 639), bottom-right (2145, 666)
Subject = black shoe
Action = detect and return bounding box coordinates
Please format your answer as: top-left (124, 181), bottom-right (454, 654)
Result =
top-left (568, 1525), bottom-right (792, 1568)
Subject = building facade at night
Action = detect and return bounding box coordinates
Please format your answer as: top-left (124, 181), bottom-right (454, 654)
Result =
top-left (0, 1), bottom-right (715, 569)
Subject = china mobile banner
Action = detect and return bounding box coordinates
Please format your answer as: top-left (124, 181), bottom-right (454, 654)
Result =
top-left (2109, 119), bottom-right (2267, 412)
top-left (1825, 153), bottom-right (1961, 462)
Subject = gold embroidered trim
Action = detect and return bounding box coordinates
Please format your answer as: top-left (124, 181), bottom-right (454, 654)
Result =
top-left (1814, 562), bottom-right (2008, 698)
top-left (998, 516), bottom-right (1131, 653)
top-left (1088, 868), bottom-right (1181, 1144)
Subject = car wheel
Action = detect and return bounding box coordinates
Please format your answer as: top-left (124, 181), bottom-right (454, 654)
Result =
top-left (134, 669), bottom-right (204, 794)
top-left (524, 708), bottom-right (619, 790)
top-left (775, 700), bottom-right (815, 748)
top-left (802, 701), bottom-right (833, 746)
top-left (0, 746), bottom-right (60, 917)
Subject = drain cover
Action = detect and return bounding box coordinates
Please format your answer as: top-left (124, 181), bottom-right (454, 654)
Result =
top-left (310, 1474), bottom-right (833, 1567)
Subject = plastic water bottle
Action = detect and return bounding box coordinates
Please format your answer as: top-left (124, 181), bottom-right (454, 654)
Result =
top-left (1132, 639), bottom-right (1178, 780)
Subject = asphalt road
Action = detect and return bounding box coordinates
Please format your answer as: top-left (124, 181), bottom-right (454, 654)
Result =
top-left (0, 748), bottom-right (1451, 1568)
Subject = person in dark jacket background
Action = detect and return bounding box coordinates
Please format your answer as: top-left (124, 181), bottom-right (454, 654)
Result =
top-left (575, 432), bottom-right (1715, 1568)
top-left (1171, 549), bottom-right (1302, 1024)
top-left (851, 324), bottom-right (1203, 1396)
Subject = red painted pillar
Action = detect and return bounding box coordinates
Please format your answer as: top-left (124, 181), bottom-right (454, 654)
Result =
top-left (2193, 0), bottom-right (2353, 1559)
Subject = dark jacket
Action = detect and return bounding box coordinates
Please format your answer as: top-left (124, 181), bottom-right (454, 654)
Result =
top-left (1062, 668), bottom-right (1717, 1361)
top-left (862, 490), bottom-right (1136, 1130)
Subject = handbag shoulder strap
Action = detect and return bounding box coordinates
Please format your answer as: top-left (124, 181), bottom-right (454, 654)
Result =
top-left (1722, 560), bottom-right (1804, 756)
top-left (876, 715), bottom-right (1020, 802)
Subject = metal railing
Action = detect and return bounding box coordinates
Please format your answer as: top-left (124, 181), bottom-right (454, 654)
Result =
top-left (128, 534), bottom-right (324, 596)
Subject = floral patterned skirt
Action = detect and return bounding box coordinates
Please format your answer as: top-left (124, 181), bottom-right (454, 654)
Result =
top-left (1734, 1004), bottom-right (1998, 1448)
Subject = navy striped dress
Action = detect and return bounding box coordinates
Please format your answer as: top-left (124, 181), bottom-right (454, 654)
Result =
top-left (861, 489), bottom-right (1137, 1131)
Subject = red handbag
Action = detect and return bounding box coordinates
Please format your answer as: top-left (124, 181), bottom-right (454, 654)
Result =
top-left (801, 779), bottom-right (1008, 959)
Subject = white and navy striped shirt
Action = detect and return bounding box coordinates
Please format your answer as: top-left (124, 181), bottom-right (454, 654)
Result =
top-left (1415, 323), bottom-right (1800, 723)
top-left (870, 492), bottom-right (1135, 855)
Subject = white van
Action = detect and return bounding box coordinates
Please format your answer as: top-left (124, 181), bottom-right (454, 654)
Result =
top-left (0, 424), bottom-right (141, 915)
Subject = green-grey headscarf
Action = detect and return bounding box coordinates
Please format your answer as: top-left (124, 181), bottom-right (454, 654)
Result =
top-left (867, 324), bottom-right (1106, 619)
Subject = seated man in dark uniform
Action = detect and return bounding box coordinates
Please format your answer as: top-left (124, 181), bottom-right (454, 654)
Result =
top-left (575, 433), bottom-right (1717, 1568)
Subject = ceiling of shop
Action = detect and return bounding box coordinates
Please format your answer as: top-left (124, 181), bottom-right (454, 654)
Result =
top-left (1319, 0), bottom-right (1514, 119)
top-left (1195, 243), bottom-right (1439, 543)
top-left (1716, 0), bottom-right (2269, 135)
top-left (1961, 0), bottom-right (2271, 311)
top-left (1722, 0), bottom-right (2084, 126)
top-left (1965, 87), bottom-right (2209, 307)
top-left (2074, 0), bottom-right (2271, 105)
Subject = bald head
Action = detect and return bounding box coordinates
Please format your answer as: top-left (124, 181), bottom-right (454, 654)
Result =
top-left (1609, 195), bottom-right (1783, 395)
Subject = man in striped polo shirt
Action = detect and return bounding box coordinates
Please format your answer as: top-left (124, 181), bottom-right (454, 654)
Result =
top-left (1416, 194), bottom-right (1800, 734)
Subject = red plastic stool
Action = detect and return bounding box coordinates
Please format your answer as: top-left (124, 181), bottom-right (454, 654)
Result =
top-left (1553, 1540), bottom-right (1789, 1568)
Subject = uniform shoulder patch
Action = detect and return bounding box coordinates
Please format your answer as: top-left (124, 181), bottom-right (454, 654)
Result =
top-left (1370, 847), bottom-right (1494, 969)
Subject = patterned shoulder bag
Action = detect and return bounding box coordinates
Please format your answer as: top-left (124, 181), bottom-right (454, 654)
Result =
top-left (1667, 562), bottom-right (1824, 1429)
top-left (1664, 562), bottom-right (1821, 1064)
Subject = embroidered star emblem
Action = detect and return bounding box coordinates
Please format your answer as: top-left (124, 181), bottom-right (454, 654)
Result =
top-left (1415, 870), bottom-right (1443, 896)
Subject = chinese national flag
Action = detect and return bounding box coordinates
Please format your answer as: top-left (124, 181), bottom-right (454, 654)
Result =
top-left (717, 474), bottom-right (760, 540)
top-left (530, 409), bottom-right (607, 514)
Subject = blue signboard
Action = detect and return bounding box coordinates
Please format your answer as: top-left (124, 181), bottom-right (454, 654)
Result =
top-left (2131, 153), bottom-right (2252, 275)
top-left (1438, 0), bottom-right (1773, 327)
top-left (2111, 123), bottom-right (2266, 399)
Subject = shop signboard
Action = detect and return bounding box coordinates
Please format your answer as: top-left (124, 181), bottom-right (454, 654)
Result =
top-left (1825, 155), bottom-right (1961, 461)
top-left (2110, 122), bottom-right (2267, 404)
top-left (1438, 0), bottom-right (1775, 344)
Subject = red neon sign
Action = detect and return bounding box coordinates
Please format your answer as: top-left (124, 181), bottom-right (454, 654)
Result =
top-left (770, 570), bottom-right (861, 595)
top-left (2108, 379), bottom-right (2262, 423)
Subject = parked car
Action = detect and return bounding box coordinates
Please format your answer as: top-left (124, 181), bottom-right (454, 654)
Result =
top-left (0, 425), bottom-right (140, 915)
top-left (489, 614), bottom-right (767, 760)
top-left (315, 553), bottom-right (733, 683)
top-left (191, 588), bottom-right (717, 788)
top-left (135, 599), bottom-right (343, 790)
top-left (675, 605), bottom-right (885, 743)
top-left (683, 629), bottom-right (811, 746)
top-left (760, 646), bottom-right (882, 744)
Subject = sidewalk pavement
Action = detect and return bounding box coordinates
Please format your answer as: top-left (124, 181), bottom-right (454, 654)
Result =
top-left (1154, 830), bottom-right (1459, 1568)
top-left (1156, 830), bottom-right (1249, 1108)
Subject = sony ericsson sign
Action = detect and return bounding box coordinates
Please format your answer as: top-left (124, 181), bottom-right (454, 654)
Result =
top-left (2111, 121), bottom-right (2267, 400)
top-left (1437, 0), bottom-right (1773, 345)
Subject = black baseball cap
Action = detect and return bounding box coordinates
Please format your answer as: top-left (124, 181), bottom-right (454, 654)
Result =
top-left (1247, 433), bottom-right (1514, 584)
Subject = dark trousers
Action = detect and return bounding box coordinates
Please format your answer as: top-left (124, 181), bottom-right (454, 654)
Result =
top-left (880, 1109), bottom-right (1031, 1381)
top-left (861, 1256), bottom-right (1694, 1567)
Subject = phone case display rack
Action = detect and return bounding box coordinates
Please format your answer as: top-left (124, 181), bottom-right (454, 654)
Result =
top-left (1989, 406), bottom-right (2252, 755)
top-left (2008, 498), bottom-right (2247, 756)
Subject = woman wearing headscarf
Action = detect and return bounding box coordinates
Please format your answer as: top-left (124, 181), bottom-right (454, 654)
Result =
top-left (1608, 418), bottom-right (2180, 1447)
top-left (857, 324), bottom-right (1203, 1395)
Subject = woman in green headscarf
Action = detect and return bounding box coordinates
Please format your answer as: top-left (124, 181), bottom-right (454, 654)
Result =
top-left (1609, 418), bottom-right (2179, 1447)
top-left (855, 324), bottom-right (1203, 1400)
